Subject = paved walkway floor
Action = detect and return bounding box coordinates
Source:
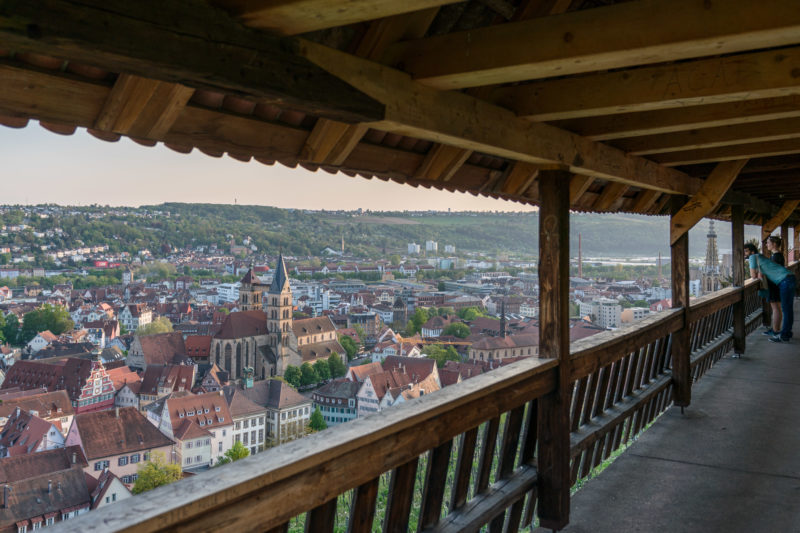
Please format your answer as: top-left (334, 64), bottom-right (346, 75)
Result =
top-left (539, 298), bottom-right (800, 533)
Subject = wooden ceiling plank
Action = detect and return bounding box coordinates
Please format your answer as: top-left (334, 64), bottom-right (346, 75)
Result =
top-left (384, 0), bottom-right (800, 90)
top-left (490, 47), bottom-right (800, 122)
top-left (0, 0), bottom-right (384, 124)
top-left (670, 159), bottom-right (749, 245)
top-left (297, 39), bottom-right (701, 196)
top-left (568, 175), bottom-right (592, 204)
top-left (762, 200), bottom-right (800, 239)
top-left (653, 138), bottom-right (800, 166)
top-left (553, 96), bottom-right (800, 141)
top-left (616, 117), bottom-right (800, 156)
top-left (632, 189), bottom-right (661, 213)
top-left (213, 0), bottom-right (461, 36)
top-left (593, 182), bottom-right (628, 211)
top-left (414, 144), bottom-right (473, 181)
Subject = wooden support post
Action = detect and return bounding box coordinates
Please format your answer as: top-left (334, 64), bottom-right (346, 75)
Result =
top-left (731, 204), bottom-right (746, 356)
top-left (795, 224), bottom-right (800, 262)
top-left (537, 170), bottom-right (571, 530)
top-left (781, 224), bottom-right (790, 257)
top-left (761, 223), bottom-right (772, 327)
top-left (670, 196), bottom-right (691, 408)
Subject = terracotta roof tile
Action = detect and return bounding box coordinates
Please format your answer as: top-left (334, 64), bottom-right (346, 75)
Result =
top-left (71, 407), bottom-right (173, 460)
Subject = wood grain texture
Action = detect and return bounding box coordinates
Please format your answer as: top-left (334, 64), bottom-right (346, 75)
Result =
top-left (536, 170), bottom-right (571, 530)
top-left (0, 0), bottom-right (384, 123)
top-left (385, 0), bottom-right (800, 90)
top-left (670, 196), bottom-right (691, 408)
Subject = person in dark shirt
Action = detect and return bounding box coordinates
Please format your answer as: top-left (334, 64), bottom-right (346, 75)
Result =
top-left (745, 242), bottom-right (795, 343)
top-left (763, 235), bottom-right (785, 336)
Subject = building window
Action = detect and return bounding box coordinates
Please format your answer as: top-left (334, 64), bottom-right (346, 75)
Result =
top-left (259, 429), bottom-right (264, 441)
top-left (218, 442), bottom-right (222, 453)
top-left (46, 518), bottom-right (54, 526)
top-left (118, 456), bottom-right (128, 466)
top-left (187, 441), bottom-right (193, 449)
top-left (243, 419), bottom-right (249, 429)
top-left (235, 421), bottom-right (241, 430)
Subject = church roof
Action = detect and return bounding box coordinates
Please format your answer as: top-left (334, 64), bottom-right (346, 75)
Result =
top-left (240, 269), bottom-right (263, 286)
top-left (269, 255), bottom-right (290, 294)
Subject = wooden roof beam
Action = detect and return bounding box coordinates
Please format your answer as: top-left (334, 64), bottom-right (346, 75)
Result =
top-left (297, 40), bottom-right (701, 196)
top-left (385, 0), bottom-right (800, 90)
top-left (632, 189), bottom-right (661, 213)
top-left (553, 96), bottom-right (800, 141)
top-left (414, 144), bottom-right (473, 181)
top-left (615, 117), bottom-right (800, 156)
top-left (491, 47), bottom-right (800, 122)
top-left (494, 161), bottom-right (540, 196)
top-left (212, 0), bottom-right (462, 36)
top-left (0, 0), bottom-right (384, 124)
top-left (652, 138), bottom-right (800, 166)
top-left (670, 159), bottom-right (748, 245)
top-left (568, 175), bottom-right (592, 205)
top-left (762, 200), bottom-right (800, 239)
top-left (593, 182), bottom-right (628, 212)
top-left (299, 9), bottom-right (439, 166)
top-left (95, 74), bottom-right (194, 138)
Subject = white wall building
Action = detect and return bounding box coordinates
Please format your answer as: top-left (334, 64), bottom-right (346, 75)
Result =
top-left (425, 240), bottom-right (438, 253)
top-left (407, 242), bottom-right (421, 254)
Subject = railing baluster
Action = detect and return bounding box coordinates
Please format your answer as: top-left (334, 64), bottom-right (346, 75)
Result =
top-left (518, 400), bottom-right (538, 529)
top-left (570, 376), bottom-right (589, 431)
top-left (450, 426), bottom-right (478, 512)
top-left (418, 440), bottom-right (453, 530)
top-left (614, 355), bottom-right (630, 403)
top-left (348, 478), bottom-right (379, 533)
top-left (306, 498), bottom-right (337, 533)
top-left (475, 416), bottom-right (501, 494)
top-left (603, 360), bottom-right (620, 411)
top-left (384, 458), bottom-right (419, 533)
top-left (580, 373), bottom-right (599, 425)
top-left (592, 365), bottom-right (612, 418)
top-left (488, 406), bottom-right (526, 532)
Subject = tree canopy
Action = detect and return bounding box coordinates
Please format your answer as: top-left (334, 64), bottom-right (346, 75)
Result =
top-left (327, 353), bottom-right (347, 378)
top-left (136, 317), bottom-right (174, 336)
top-left (313, 359), bottom-right (331, 381)
top-left (309, 408), bottom-right (327, 432)
top-left (423, 344), bottom-right (461, 368)
top-left (215, 441), bottom-right (250, 466)
top-left (284, 366), bottom-right (302, 388)
top-left (300, 363), bottom-right (318, 386)
top-left (132, 451), bottom-right (182, 494)
top-left (442, 322), bottom-right (470, 338)
top-left (20, 304), bottom-right (73, 344)
top-left (338, 335), bottom-right (359, 360)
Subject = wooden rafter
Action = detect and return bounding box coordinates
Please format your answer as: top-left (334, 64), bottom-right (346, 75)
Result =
top-left (414, 144), bottom-right (473, 181)
top-left (496, 161), bottom-right (540, 196)
top-left (385, 0), bottom-right (800, 90)
top-left (615, 118), bottom-right (800, 156)
top-left (213, 0), bottom-right (460, 36)
top-left (490, 47), bottom-right (800, 121)
top-left (632, 189), bottom-right (661, 213)
top-left (299, 9), bottom-right (439, 167)
top-left (652, 138), bottom-right (800, 166)
top-left (762, 200), bottom-right (800, 239)
top-left (554, 96), bottom-right (800, 141)
top-left (568, 175), bottom-right (592, 205)
top-left (95, 74), bottom-right (194, 138)
top-left (593, 182), bottom-right (628, 212)
top-left (670, 160), bottom-right (748, 245)
top-left (297, 39), bottom-right (701, 196)
top-left (0, 0), bottom-right (384, 123)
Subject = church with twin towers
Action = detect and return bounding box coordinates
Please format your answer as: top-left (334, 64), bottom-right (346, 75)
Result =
top-left (210, 255), bottom-right (345, 381)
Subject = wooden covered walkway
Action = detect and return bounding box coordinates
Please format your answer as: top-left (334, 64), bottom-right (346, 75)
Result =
top-left (542, 297), bottom-right (800, 533)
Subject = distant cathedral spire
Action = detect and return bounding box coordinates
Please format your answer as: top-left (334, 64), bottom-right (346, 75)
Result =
top-left (701, 220), bottom-right (721, 294)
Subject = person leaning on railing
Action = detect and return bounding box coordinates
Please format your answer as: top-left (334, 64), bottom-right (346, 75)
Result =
top-left (764, 235), bottom-right (786, 337)
top-left (744, 242), bottom-right (796, 343)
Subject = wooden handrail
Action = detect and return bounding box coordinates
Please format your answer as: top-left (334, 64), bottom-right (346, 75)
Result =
top-left (68, 357), bottom-right (557, 533)
top-left (570, 309), bottom-right (682, 382)
top-left (63, 275), bottom-right (782, 533)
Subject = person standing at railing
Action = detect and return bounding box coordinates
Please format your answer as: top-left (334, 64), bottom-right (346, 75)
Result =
top-left (762, 236), bottom-right (786, 337)
top-left (744, 242), bottom-right (796, 343)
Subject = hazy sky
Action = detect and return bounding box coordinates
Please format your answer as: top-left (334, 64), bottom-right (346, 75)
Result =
top-left (1, 122), bottom-right (536, 211)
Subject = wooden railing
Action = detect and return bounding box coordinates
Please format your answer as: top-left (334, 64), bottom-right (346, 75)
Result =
top-left (63, 272), bottom-right (793, 533)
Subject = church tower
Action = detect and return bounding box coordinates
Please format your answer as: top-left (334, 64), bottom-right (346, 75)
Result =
top-left (267, 254), bottom-right (293, 359)
top-left (238, 268), bottom-right (263, 311)
top-left (701, 221), bottom-right (721, 294)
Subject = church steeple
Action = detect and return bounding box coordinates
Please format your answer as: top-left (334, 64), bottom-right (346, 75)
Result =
top-left (701, 220), bottom-right (721, 294)
top-left (267, 254), bottom-right (293, 357)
